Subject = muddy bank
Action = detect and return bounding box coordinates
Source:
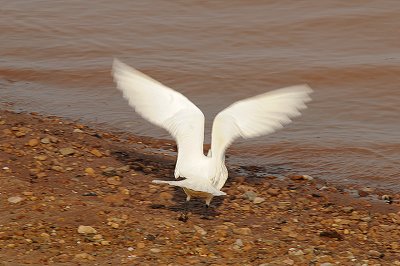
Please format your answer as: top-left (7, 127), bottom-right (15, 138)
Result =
top-left (0, 109), bottom-right (399, 265)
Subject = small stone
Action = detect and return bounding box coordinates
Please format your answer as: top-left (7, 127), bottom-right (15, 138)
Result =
top-left (22, 191), bottom-right (34, 196)
top-left (288, 248), bottom-right (304, 256)
top-left (342, 206), bottom-right (354, 213)
top-left (35, 155), bottom-right (48, 161)
top-left (118, 187), bottom-right (130, 195)
top-left (93, 234), bottom-right (103, 240)
top-left (243, 191), bottom-right (257, 201)
top-left (102, 167), bottom-right (117, 177)
top-left (319, 230), bottom-right (343, 240)
top-left (234, 238), bottom-right (244, 247)
top-left (8, 196), bottom-right (24, 204)
top-left (106, 176), bottom-right (121, 186)
top-left (234, 176), bottom-right (246, 183)
top-left (267, 188), bottom-right (280, 196)
top-left (233, 227), bottom-right (252, 235)
top-left (117, 165), bottom-right (130, 173)
top-left (85, 167), bottom-right (95, 176)
top-left (193, 225), bottom-right (207, 236)
top-left (73, 128), bottom-right (84, 133)
top-left (282, 258), bottom-right (295, 265)
top-left (15, 131), bottom-right (26, 137)
top-left (103, 194), bottom-right (126, 205)
top-left (368, 249), bottom-right (383, 258)
top-left (41, 137), bottom-right (51, 144)
top-left (253, 197), bottom-right (265, 204)
top-left (40, 232), bottom-right (50, 240)
top-left (159, 192), bottom-right (173, 201)
top-left (28, 139), bottom-right (39, 147)
top-left (100, 240), bottom-right (110, 245)
top-left (59, 147), bottom-right (76, 156)
top-left (137, 242), bottom-right (146, 249)
top-left (77, 225), bottom-right (97, 234)
top-left (108, 222), bottom-right (119, 229)
top-left (51, 165), bottom-right (64, 172)
top-left (288, 174), bottom-right (312, 181)
top-left (90, 149), bottom-right (102, 157)
top-left (74, 253), bottom-right (95, 261)
top-left (358, 190), bottom-right (369, 197)
top-left (49, 136), bottom-right (58, 143)
top-left (320, 263), bottom-right (335, 266)
top-left (150, 248), bottom-right (161, 253)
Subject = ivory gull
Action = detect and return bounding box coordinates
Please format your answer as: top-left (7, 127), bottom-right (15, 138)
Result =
top-left (112, 59), bottom-right (312, 217)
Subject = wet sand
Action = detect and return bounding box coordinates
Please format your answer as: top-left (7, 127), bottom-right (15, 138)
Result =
top-left (0, 109), bottom-right (399, 265)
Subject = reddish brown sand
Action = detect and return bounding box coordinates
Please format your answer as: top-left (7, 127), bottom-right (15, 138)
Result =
top-left (0, 110), bottom-right (399, 265)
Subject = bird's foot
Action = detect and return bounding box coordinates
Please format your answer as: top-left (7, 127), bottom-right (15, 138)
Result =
top-left (200, 204), bottom-right (213, 220)
top-left (178, 212), bottom-right (189, 222)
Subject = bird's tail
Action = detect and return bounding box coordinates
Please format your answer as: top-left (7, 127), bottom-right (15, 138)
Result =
top-left (152, 179), bottom-right (226, 196)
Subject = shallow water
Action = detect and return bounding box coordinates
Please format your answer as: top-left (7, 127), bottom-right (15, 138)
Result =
top-left (1, 1), bottom-right (399, 190)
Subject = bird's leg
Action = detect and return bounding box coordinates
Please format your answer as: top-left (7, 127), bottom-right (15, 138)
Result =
top-left (178, 195), bottom-right (190, 222)
top-left (201, 196), bottom-right (213, 220)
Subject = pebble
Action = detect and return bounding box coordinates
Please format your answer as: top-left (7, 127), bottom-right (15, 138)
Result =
top-left (93, 234), bottom-right (103, 240)
top-left (150, 248), bottom-right (161, 253)
top-left (288, 248), bottom-right (304, 256)
top-left (193, 225), bottom-right (207, 236)
top-left (267, 188), bottom-right (280, 196)
top-left (342, 206), bottom-right (354, 213)
top-left (108, 222), bottom-right (119, 229)
top-left (282, 258), bottom-right (295, 265)
top-left (40, 137), bottom-right (51, 144)
top-left (90, 149), bottom-right (103, 157)
top-left (102, 167), bottom-right (117, 177)
top-left (289, 174), bottom-right (313, 181)
top-left (253, 197), bottom-right (265, 204)
top-left (234, 238), bottom-right (244, 247)
top-left (59, 147), bottom-right (76, 156)
top-left (159, 192), bottom-right (173, 201)
top-left (85, 167), bottom-right (95, 176)
top-left (368, 249), bottom-right (383, 258)
top-left (100, 240), bottom-right (110, 245)
top-left (103, 194), bottom-right (126, 205)
top-left (35, 155), bottom-right (48, 161)
top-left (15, 131), bottom-right (26, 137)
top-left (233, 227), bottom-right (252, 235)
top-left (106, 176), bottom-right (122, 186)
top-left (74, 253), bottom-right (95, 261)
top-left (28, 139), bottom-right (39, 147)
top-left (243, 191), bottom-right (257, 201)
top-left (77, 225), bottom-right (97, 234)
top-left (8, 196), bottom-right (24, 204)
top-left (137, 242), bottom-right (146, 249)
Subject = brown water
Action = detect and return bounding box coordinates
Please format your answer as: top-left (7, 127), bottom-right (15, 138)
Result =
top-left (1, 1), bottom-right (399, 190)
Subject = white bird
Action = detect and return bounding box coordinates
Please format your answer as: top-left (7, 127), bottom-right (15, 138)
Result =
top-left (112, 59), bottom-right (312, 215)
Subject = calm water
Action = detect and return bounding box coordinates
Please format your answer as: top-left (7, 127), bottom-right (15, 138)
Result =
top-left (1, 1), bottom-right (399, 190)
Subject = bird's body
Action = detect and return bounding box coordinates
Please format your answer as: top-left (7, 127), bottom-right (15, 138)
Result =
top-left (112, 59), bottom-right (312, 209)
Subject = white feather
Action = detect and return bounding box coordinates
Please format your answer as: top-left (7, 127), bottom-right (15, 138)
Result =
top-left (112, 59), bottom-right (312, 199)
top-left (210, 85), bottom-right (312, 189)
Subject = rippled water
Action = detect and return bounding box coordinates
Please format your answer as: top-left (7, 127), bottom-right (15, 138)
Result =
top-left (1, 1), bottom-right (399, 190)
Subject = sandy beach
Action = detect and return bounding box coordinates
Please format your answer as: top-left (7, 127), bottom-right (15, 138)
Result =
top-left (0, 109), bottom-right (398, 265)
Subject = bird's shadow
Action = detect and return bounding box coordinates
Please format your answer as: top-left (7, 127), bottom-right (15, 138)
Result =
top-left (111, 147), bottom-right (225, 217)
top-left (111, 146), bottom-right (292, 218)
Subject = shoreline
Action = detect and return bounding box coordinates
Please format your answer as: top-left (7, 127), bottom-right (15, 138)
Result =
top-left (0, 109), bottom-right (399, 264)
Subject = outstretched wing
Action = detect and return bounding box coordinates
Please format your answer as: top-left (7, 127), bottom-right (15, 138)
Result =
top-left (112, 59), bottom-right (205, 174)
top-left (210, 85), bottom-right (313, 188)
